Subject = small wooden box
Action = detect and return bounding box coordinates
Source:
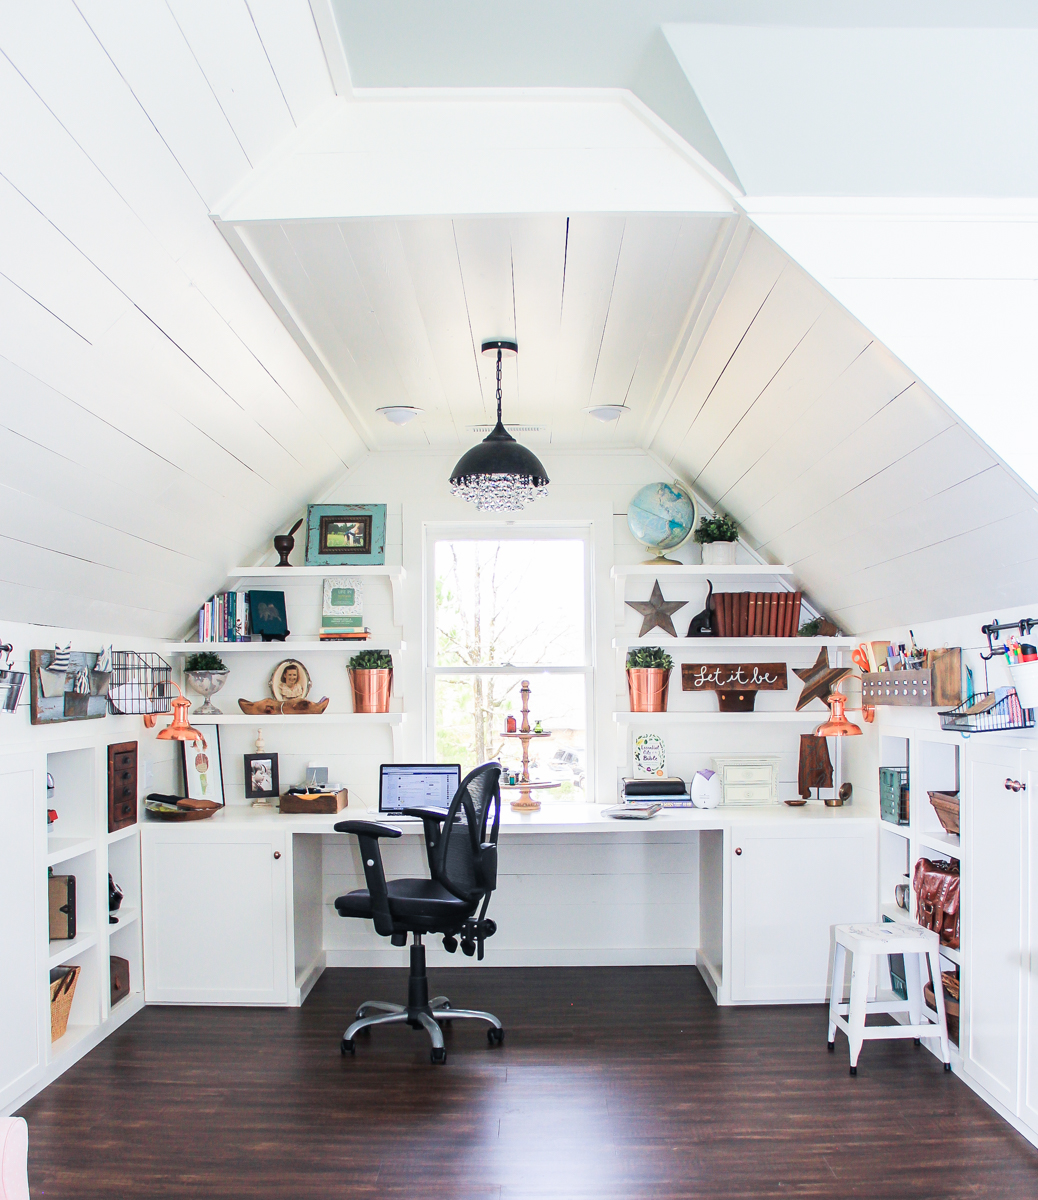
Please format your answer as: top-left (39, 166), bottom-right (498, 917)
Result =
top-left (110, 955), bottom-right (131, 1007)
top-left (278, 788), bottom-right (347, 814)
top-left (107, 741), bottom-right (138, 832)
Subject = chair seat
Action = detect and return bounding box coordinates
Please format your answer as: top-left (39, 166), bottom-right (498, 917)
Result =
top-left (335, 877), bottom-right (473, 929)
top-left (834, 921), bottom-right (940, 957)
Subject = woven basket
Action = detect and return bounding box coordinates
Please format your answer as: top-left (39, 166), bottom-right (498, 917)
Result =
top-left (50, 965), bottom-right (80, 1041)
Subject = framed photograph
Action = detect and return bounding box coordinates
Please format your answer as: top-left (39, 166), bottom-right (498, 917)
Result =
top-left (305, 504), bottom-right (386, 566)
top-left (244, 753), bottom-right (279, 801)
top-left (269, 659), bottom-right (311, 702)
top-left (180, 726), bottom-right (224, 805)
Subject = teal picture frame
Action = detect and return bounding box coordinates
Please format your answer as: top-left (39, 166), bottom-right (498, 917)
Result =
top-left (305, 504), bottom-right (386, 566)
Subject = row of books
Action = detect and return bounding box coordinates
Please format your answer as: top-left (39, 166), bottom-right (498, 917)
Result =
top-left (318, 628), bottom-right (371, 642)
top-left (620, 776), bottom-right (691, 807)
top-left (198, 591), bottom-right (250, 642)
top-left (710, 590), bottom-right (802, 638)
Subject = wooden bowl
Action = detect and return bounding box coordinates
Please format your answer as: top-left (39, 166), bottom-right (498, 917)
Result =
top-left (145, 798), bottom-right (220, 822)
top-left (927, 791), bottom-right (960, 836)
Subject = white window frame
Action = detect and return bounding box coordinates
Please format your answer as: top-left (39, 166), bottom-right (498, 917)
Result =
top-left (423, 523), bottom-right (596, 797)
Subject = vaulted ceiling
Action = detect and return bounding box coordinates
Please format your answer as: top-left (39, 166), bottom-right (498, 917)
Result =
top-left (0, 2), bottom-right (1035, 639)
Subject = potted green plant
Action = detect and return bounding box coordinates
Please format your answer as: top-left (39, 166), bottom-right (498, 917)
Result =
top-left (626, 647), bottom-right (674, 713)
top-left (184, 651), bottom-right (229, 715)
top-left (348, 649), bottom-right (393, 713)
top-left (693, 512), bottom-right (739, 566)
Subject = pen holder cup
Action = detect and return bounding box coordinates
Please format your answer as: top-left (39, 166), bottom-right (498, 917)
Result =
top-left (1008, 661), bottom-right (1038, 709)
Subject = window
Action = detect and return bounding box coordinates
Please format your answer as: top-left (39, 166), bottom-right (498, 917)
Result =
top-left (427, 531), bottom-right (592, 799)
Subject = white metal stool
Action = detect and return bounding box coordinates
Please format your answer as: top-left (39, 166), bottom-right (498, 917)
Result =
top-left (828, 922), bottom-right (952, 1075)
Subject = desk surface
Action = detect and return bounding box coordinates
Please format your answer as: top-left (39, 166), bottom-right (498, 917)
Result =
top-left (142, 800), bottom-right (876, 837)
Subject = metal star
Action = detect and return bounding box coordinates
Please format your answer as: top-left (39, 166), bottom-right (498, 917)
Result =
top-left (794, 648), bottom-right (853, 710)
top-left (626, 580), bottom-right (688, 638)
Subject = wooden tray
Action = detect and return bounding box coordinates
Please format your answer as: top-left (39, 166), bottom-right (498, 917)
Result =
top-left (927, 791), bottom-right (960, 836)
top-left (144, 798), bottom-right (220, 821)
top-left (278, 788), bottom-right (347, 814)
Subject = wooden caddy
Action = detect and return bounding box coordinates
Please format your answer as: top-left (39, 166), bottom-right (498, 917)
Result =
top-left (501, 680), bottom-right (559, 812)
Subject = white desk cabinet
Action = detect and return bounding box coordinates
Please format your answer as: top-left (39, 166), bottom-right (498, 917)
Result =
top-left (728, 821), bottom-right (877, 1003)
top-left (962, 743), bottom-right (1027, 1113)
top-left (142, 825), bottom-right (289, 1004)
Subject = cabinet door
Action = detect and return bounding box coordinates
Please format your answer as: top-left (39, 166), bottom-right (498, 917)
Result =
top-left (1022, 750), bottom-right (1038, 1133)
top-left (962, 743), bottom-right (1026, 1112)
top-left (729, 822), bottom-right (877, 1003)
top-left (142, 827), bottom-right (288, 1004)
top-left (0, 756), bottom-right (44, 1107)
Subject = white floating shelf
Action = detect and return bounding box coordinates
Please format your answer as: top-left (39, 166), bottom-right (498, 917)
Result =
top-left (160, 639), bottom-right (406, 654)
top-left (612, 637), bottom-right (855, 651)
top-left (612, 711), bottom-right (826, 724)
top-left (223, 565), bottom-right (406, 625)
top-left (611, 564), bottom-right (795, 579)
top-left (49, 931), bottom-right (98, 969)
top-left (46, 837), bottom-right (96, 867)
top-left (192, 712), bottom-right (404, 726)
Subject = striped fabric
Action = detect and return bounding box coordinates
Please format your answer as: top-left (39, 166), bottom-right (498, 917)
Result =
top-left (47, 643), bottom-right (71, 674)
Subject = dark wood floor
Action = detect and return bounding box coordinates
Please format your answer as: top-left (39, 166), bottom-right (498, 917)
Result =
top-left (19, 966), bottom-right (1038, 1199)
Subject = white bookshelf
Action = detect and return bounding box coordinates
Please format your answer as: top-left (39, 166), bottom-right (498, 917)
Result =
top-left (159, 639), bottom-right (406, 654)
top-left (225, 565), bottom-right (406, 625)
top-left (612, 711), bottom-right (825, 724)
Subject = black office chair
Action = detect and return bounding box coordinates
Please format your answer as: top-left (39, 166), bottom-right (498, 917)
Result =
top-left (333, 762), bottom-right (504, 1064)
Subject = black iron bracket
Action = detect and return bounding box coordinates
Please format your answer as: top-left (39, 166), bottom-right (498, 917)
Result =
top-left (980, 617), bottom-right (1038, 660)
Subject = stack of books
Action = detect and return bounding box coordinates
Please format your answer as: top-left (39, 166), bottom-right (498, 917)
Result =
top-left (620, 776), bottom-right (691, 808)
top-left (318, 628), bottom-right (371, 643)
top-left (198, 591), bottom-right (249, 642)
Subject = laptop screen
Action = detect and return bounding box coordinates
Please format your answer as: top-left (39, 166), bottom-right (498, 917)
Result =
top-left (379, 764), bottom-right (461, 813)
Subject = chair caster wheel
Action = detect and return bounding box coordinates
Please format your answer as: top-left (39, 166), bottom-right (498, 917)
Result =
top-left (827, 1041), bottom-right (835, 1053)
top-left (849, 1065), bottom-right (857, 1076)
top-left (431, 1047), bottom-right (447, 1064)
top-left (913, 1038), bottom-right (921, 1046)
top-left (488, 1028), bottom-right (504, 1046)
top-left (341, 1038), bottom-right (354, 1057)
top-left (944, 1062), bottom-right (952, 1072)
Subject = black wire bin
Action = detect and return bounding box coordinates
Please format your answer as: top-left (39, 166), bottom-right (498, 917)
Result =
top-left (938, 689), bottom-right (1034, 735)
top-left (108, 651), bottom-right (172, 715)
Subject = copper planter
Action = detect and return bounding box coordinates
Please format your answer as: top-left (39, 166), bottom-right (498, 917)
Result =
top-left (349, 668), bottom-right (393, 714)
top-left (627, 668), bottom-right (670, 713)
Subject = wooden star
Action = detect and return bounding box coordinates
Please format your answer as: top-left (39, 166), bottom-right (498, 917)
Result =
top-left (626, 580), bottom-right (688, 638)
top-left (794, 648), bottom-right (853, 710)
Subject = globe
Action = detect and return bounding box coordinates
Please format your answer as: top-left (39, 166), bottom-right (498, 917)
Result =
top-left (627, 482), bottom-right (696, 562)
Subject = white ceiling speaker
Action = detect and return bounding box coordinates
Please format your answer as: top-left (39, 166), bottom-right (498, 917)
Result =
top-left (376, 406), bottom-right (422, 425)
top-left (585, 405), bottom-right (629, 422)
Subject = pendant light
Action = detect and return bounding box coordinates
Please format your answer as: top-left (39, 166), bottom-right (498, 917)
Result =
top-left (449, 340), bottom-right (549, 511)
top-left (150, 681), bottom-right (208, 747)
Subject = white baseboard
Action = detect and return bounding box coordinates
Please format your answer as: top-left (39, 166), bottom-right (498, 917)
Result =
top-left (293, 951), bottom-right (327, 1006)
top-left (324, 947), bottom-right (698, 969)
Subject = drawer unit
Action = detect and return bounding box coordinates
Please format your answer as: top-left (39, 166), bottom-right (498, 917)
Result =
top-left (108, 741), bottom-right (138, 833)
top-left (711, 755), bottom-right (781, 806)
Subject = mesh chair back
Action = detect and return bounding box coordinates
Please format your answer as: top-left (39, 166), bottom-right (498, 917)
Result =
top-left (435, 762), bottom-right (501, 903)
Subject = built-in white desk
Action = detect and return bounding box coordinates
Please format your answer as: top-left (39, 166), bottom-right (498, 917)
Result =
top-left (141, 801), bottom-right (878, 1009)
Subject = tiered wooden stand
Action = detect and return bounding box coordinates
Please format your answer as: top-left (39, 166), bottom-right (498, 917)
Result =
top-left (501, 680), bottom-right (559, 812)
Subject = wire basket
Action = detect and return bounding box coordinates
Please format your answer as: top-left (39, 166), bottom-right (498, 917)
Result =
top-left (108, 651), bottom-right (172, 715)
top-left (939, 689), bottom-right (1034, 735)
top-left (879, 766), bottom-right (909, 825)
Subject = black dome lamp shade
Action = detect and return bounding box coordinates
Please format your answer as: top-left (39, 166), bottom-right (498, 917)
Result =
top-left (449, 340), bottom-right (549, 511)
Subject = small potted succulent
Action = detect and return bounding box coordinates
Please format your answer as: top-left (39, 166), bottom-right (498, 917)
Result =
top-left (626, 647), bottom-right (674, 713)
top-left (184, 651), bottom-right (229, 715)
top-left (693, 512), bottom-right (739, 566)
top-left (348, 649), bottom-right (393, 714)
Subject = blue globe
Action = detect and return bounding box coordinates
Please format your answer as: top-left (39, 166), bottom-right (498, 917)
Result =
top-left (627, 482), bottom-right (696, 553)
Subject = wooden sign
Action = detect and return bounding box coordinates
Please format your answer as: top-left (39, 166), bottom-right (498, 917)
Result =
top-left (681, 663), bottom-right (788, 693)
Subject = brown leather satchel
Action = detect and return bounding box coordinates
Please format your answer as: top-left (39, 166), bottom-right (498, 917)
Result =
top-left (913, 857), bottom-right (960, 949)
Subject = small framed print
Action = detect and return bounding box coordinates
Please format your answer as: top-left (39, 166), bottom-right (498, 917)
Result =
top-left (244, 753), bottom-right (279, 801)
top-left (305, 505), bottom-right (386, 566)
top-left (181, 726), bottom-right (225, 805)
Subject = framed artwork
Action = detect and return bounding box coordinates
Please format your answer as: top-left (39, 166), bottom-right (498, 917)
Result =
top-left (180, 727), bottom-right (224, 805)
top-left (269, 659), bottom-right (311, 702)
top-left (244, 752), bottom-right (279, 801)
top-left (305, 504), bottom-right (386, 566)
top-left (247, 590), bottom-right (288, 640)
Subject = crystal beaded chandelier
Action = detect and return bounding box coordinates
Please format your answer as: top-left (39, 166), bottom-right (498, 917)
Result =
top-left (449, 340), bottom-right (549, 511)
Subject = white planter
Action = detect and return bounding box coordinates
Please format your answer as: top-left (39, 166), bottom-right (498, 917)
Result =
top-left (1009, 660), bottom-right (1038, 709)
top-left (701, 542), bottom-right (737, 566)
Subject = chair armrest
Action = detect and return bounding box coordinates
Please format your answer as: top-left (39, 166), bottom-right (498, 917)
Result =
top-left (333, 820), bottom-right (402, 839)
top-left (400, 806), bottom-right (449, 822)
top-left (334, 821), bottom-right (400, 936)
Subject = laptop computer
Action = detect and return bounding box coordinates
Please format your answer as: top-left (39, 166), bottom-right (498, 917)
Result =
top-left (377, 763), bottom-right (461, 819)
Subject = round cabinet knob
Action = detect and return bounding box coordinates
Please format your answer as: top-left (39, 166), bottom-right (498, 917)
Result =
top-left (735, 847), bottom-right (742, 856)
top-left (273, 851), bottom-right (282, 859)
top-left (1005, 778), bottom-right (1026, 792)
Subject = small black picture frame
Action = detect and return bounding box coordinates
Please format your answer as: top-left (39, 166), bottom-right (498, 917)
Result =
top-left (244, 753), bottom-right (279, 800)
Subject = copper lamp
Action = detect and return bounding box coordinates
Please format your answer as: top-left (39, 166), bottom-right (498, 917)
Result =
top-left (815, 687), bottom-right (862, 738)
top-left (149, 681), bottom-right (207, 748)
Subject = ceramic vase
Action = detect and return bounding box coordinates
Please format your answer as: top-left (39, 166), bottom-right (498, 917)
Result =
top-left (185, 669), bottom-right (229, 715)
top-left (701, 541), bottom-right (737, 566)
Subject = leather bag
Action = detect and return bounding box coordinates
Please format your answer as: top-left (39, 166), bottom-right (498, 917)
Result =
top-left (913, 857), bottom-right (960, 949)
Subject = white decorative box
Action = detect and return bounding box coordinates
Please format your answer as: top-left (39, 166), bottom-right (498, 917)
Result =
top-left (710, 755), bottom-right (781, 806)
